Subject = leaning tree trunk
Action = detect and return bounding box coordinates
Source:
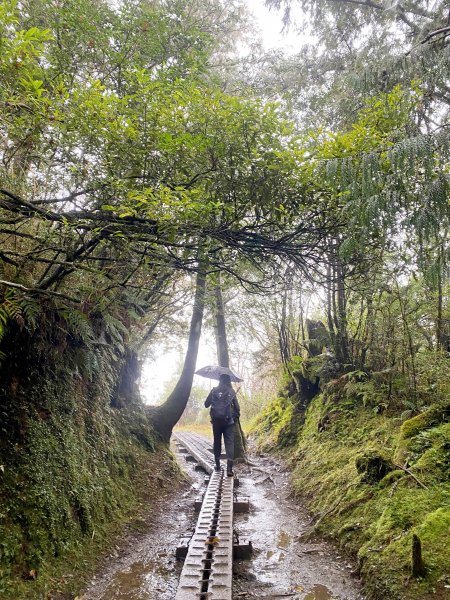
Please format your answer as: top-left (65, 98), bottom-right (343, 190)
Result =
top-left (213, 276), bottom-right (247, 462)
top-left (151, 266), bottom-right (206, 442)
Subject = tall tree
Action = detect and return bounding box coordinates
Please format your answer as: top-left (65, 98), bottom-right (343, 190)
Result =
top-left (212, 274), bottom-right (247, 459)
top-left (150, 262), bottom-right (207, 441)
top-left (213, 274), bottom-right (230, 369)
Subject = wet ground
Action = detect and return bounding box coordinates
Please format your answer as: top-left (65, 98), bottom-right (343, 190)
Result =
top-left (233, 452), bottom-right (364, 600)
top-left (81, 436), bottom-right (365, 600)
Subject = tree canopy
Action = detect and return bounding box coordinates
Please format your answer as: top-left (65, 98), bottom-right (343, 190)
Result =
top-left (0, 0), bottom-right (448, 391)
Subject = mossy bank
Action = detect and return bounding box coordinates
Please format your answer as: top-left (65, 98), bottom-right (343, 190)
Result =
top-left (0, 318), bottom-right (176, 599)
top-left (252, 355), bottom-right (450, 600)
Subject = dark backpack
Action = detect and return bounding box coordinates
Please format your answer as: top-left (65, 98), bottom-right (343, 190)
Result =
top-left (210, 388), bottom-right (235, 424)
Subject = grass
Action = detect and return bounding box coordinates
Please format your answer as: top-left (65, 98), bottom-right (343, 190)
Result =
top-left (174, 422), bottom-right (213, 438)
top-left (251, 382), bottom-right (450, 600)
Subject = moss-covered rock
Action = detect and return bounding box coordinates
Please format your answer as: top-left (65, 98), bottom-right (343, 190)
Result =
top-left (399, 402), bottom-right (450, 440)
top-left (251, 355), bottom-right (341, 451)
top-left (395, 411), bottom-right (450, 465)
top-left (251, 395), bottom-right (301, 450)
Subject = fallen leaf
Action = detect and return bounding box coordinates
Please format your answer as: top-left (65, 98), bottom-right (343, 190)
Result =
top-left (206, 536), bottom-right (220, 545)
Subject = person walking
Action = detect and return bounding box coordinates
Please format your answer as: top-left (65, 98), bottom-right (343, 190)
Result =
top-left (204, 373), bottom-right (240, 477)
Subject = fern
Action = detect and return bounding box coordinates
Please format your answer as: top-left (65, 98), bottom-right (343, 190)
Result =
top-left (59, 308), bottom-right (95, 345)
top-left (4, 296), bottom-right (24, 329)
top-left (0, 305), bottom-right (8, 327)
top-left (102, 313), bottom-right (127, 354)
top-left (0, 307), bottom-right (7, 347)
top-left (71, 347), bottom-right (100, 381)
top-left (20, 296), bottom-right (40, 332)
top-left (0, 290), bottom-right (25, 347)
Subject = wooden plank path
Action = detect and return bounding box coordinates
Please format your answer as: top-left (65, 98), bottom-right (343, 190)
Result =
top-left (174, 432), bottom-right (234, 600)
top-left (175, 431), bottom-right (216, 474)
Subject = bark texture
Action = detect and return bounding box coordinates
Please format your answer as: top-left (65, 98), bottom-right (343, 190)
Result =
top-left (150, 267), bottom-right (206, 442)
top-left (213, 277), bottom-right (246, 461)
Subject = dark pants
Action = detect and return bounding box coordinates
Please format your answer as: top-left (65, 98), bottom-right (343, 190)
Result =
top-left (212, 420), bottom-right (234, 462)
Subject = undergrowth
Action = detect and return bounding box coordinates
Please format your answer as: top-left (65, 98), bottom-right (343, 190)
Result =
top-left (251, 355), bottom-right (450, 600)
top-left (0, 317), bottom-right (176, 599)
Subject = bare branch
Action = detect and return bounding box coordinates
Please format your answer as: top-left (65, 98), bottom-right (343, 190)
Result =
top-left (0, 279), bottom-right (80, 303)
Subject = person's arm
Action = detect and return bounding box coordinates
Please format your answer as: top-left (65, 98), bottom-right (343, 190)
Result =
top-left (204, 390), bottom-right (213, 408)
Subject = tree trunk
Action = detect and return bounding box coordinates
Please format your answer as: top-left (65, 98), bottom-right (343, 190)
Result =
top-left (213, 276), bottom-right (246, 462)
top-left (278, 286), bottom-right (291, 368)
top-left (150, 265), bottom-right (206, 442)
top-left (335, 256), bottom-right (350, 365)
top-left (111, 349), bottom-right (142, 408)
top-left (326, 261), bottom-right (337, 354)
top-left (411, 534), bottom-right (426, 577)
top-left (214, 276), bottom-right (230, 368)
top-left (234, 419), bottom-right (247, 462)
top-left (435, 241), bottom-right (449, 352)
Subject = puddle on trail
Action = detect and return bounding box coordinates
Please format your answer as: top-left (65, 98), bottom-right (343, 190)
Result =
top-left (277, 529), bottom-right (292, 549)
top-left (99, 556), bottom-right (174, 599)
top-left (304, 584), bottom-right (337, 599)
top-left (234, 451), bottom-right (365, 600)
top-left (80, 443), bottom-right (205, 600)
top-left (82, 437), bottom-right (365, 600)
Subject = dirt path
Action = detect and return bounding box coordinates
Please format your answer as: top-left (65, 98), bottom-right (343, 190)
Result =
top-left (80, 438), bottom-right (365, 600)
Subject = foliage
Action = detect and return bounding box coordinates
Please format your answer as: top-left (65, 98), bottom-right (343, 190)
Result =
top-left (0, 322), bottom-right (164, 598)
top-left (0, 0), bottom-right (449, 595)
top-left (251, 377), bottom-right (450, 599)
top-left (264, 0), bottom-right (450, 131)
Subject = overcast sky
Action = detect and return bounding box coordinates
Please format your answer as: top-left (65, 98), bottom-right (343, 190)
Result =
top-left (247, 0), bottom-right (303, 52)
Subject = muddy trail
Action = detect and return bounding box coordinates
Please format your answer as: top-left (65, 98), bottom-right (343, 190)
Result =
top-left (81, 434), bottom-right (365, 600)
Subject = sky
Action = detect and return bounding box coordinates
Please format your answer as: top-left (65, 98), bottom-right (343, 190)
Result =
top-left (140, 0), bottom-right (301, 405)
top-left (140, 331), bottom-right (218, 404)
top-left (248, 0), bottom-right (302, 53)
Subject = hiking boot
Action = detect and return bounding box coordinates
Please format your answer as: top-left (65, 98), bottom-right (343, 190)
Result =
top-left (214, 460), bottom-right (221, 472)
top-left (226, 459), bottom-right (234, 477)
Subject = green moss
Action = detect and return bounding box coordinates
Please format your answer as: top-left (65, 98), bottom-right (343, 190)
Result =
top-left (0, 336), bottom-right (162, 598)
top-left (378, 469), bottom-right (404, 487)
top-left (400, 402), bottom-right (450, 439)
top-left (355, 450), bottom-right (394, 484)
top-left (416, 508), bottom-right (450, 576)
top-left (253, 376), bottom-right (450, 600)
top-left (395, 419), bottom-right (450, 471)
top-left (251, 395), bottom-right (299, 450)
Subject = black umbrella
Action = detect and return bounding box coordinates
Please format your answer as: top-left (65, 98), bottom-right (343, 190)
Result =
top-left (195, 365), bottom-right (243, 383)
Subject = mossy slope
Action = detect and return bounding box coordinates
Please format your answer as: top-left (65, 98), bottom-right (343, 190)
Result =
top-left (0, 327), bottom-right (167, 599)
top-left (252, 363), bottom-right (450, 600)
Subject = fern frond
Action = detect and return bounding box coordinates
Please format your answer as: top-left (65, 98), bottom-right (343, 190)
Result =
top-left (72, 347), bottom-right (100, 381)
top-left (0, 291), bottom-right (24, 336)
top-left (103, 313), bottom-right (128, 338)
top-left (59, 308), bottom-right (95, 345)
top-left (0, 306), bottom-right (8, 327)
top-left (20, 297), bottom-right (40, 331)
top-left (4, 299), bottom-right (24, 328)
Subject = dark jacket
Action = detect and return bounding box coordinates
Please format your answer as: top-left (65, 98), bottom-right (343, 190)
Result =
top-left (205, 383), bottom-right (240, 423)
